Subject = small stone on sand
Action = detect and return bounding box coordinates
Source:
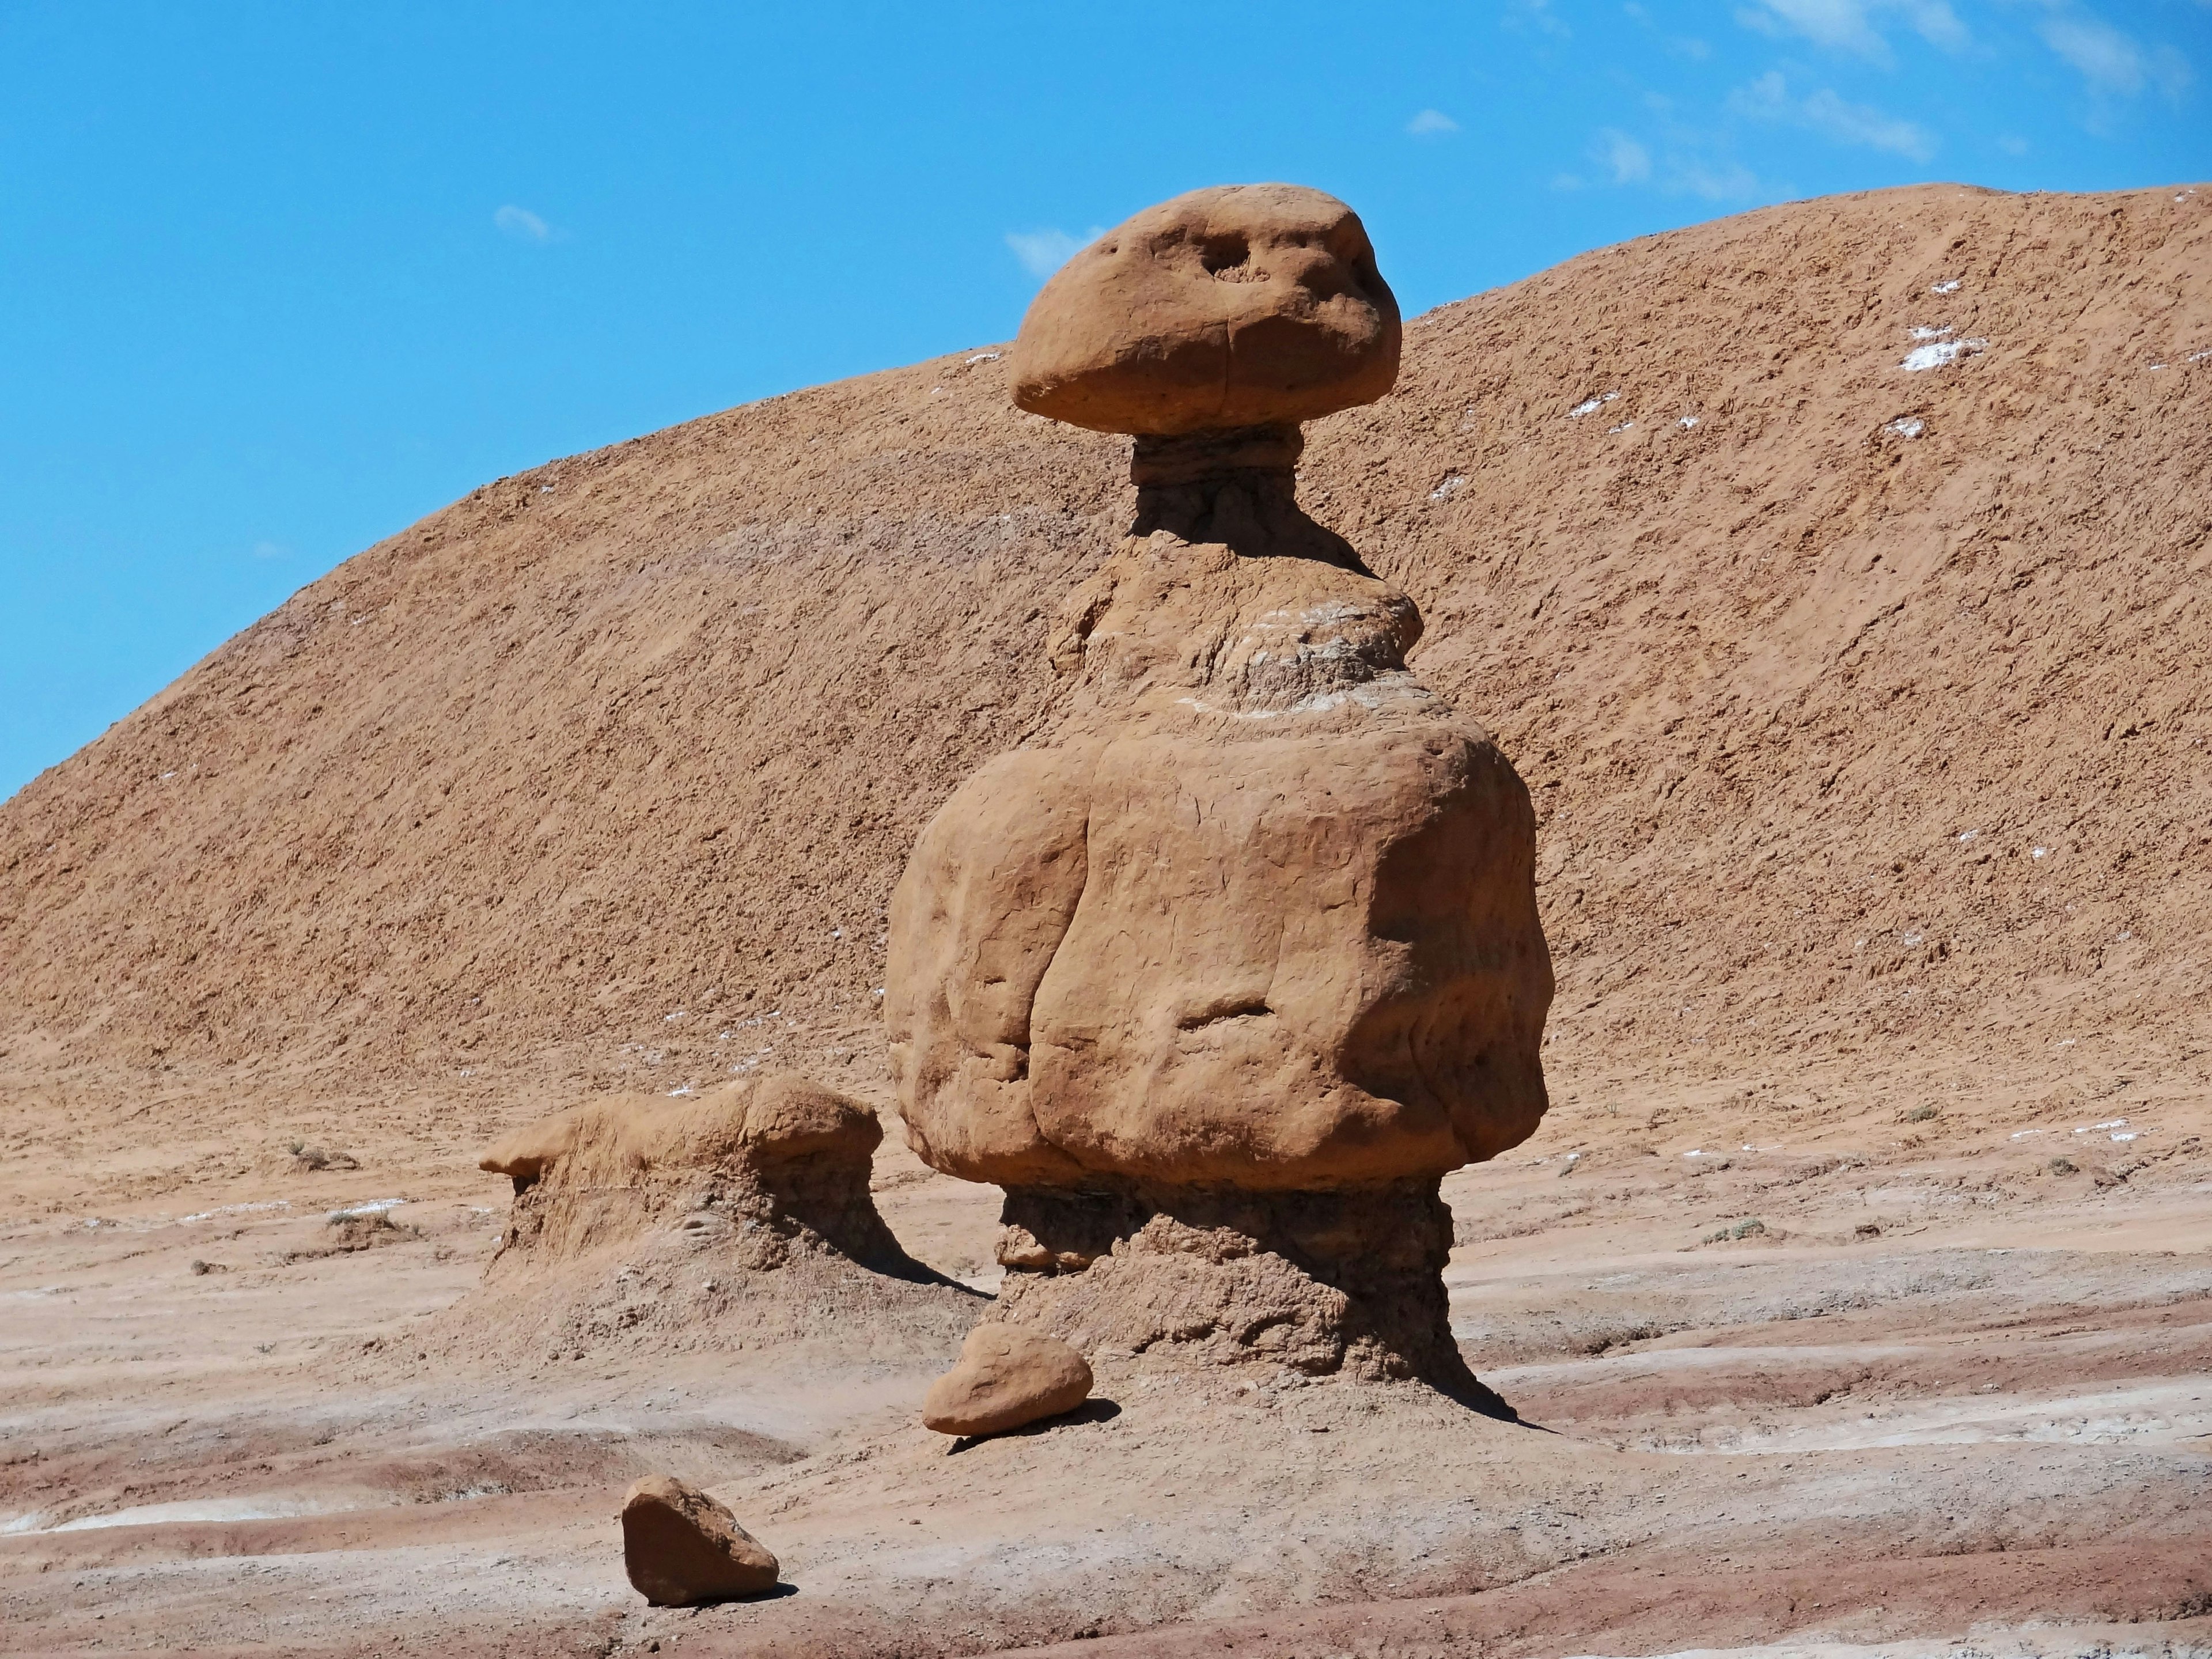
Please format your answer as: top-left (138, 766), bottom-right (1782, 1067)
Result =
top-left (620, 1474), bottom-right (778, 1605)
top-left (922, 1323), bottom-right (1093, 1437)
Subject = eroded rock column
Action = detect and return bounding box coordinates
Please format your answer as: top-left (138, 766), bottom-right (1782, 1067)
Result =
top-left (885, 184), bottom-right (1554, 1400)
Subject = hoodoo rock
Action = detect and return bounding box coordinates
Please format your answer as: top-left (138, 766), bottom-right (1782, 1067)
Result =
top-left (446, 1070), bottom-right (974, 1363)
top-left (478, 1070), bottom-right (897, 1268)
top-left (620, 1474), bottom-right (779, 1605)
top-left (888, 185), bottom-right (1551, 1397)
top-left (921, 1323), bottom-right (1094, 1437)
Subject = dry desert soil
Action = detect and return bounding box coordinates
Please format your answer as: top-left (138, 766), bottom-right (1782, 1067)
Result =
top-left (2, 181), bottom-right (2209, 1657)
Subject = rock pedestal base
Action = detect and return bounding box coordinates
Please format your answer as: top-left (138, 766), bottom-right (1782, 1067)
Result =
top-left (991, 1180), bottom-right (1509, 1414)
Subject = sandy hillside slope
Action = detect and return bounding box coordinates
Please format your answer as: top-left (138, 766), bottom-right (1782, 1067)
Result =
top-left (2, 182), bottom-right (2209, 1202)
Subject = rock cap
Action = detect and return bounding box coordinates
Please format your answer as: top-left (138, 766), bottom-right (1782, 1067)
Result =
top-left (478, 1071), bottom-right (879, 1190)
top-left (1010, 184), bottom-right (1400, 436)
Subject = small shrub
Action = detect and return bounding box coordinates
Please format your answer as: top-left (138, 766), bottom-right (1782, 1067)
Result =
top-left (1703, 1218), bottom-right (1768, 1244)
top-left (2047, 1156), bottom-right (2077, 1175)
top-left (1901, 1105), bottom-right (1939, 1124)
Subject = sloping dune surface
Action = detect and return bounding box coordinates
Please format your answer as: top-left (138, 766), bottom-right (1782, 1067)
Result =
top-left (3, 183), bottom-right (2208, 1197)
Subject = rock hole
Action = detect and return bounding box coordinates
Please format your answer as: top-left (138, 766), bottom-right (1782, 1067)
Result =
top-left (1201, 234), bottom-right (1252, 278)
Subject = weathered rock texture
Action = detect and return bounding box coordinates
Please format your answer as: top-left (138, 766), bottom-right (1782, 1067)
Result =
top-left (891, 184), bottom-right (1550, 1391)
top-left (991, 1179), bottom-right (1491, 1396)
top-left (448, 1071), bottom-right (975, 1362)
top-left (919, 1323), bottom-right (1094, 1437)
top-left (888, 515), bottom-right (1552, 1193)
top-left (1011, 184), bottom-right (1400, 435)
top-left (620, 1474), bottom-right (778, 1605)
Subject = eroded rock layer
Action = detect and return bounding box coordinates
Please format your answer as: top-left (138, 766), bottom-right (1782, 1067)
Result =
top-left (989, 1177), bottom-right (1502, 1405)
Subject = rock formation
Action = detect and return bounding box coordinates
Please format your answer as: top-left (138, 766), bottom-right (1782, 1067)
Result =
top-left (921, 1324), bottom-right (1094, 1437)
top-left (885, 185), bottom-right (1553, 1399)
top-left (480, 1070), bottom-right (901, 1271)
top-left (620, 1474), bottom-right (779, 1605)
top-left (449, 1071), bottom-right (975, 1363)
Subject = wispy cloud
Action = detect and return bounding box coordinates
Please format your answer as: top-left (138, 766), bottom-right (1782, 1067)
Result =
top-left (1730, 69), bottom-right (1936, 158)
top-left (250, 540), bottom-right (288, 560)
top-left (494, 204), bottom-right (555, 244)
top-left (1593, 127), bottom-right (1654, 183)
top-left (1735, 0), bottom-right (1966, 62)
top-left (1566, 123), bottom-right (1755, 200)
top-left (1504, 0), bottom-right (1571, 39)
top-left (1407, 108), bottom-right (1459, 135)
top-left (1006, 226), bottom-right (1102, 279)
top-left (1673, 160), bottom-right (1762, 199)
top-left (2037, 12), bottom-right (2191, 100)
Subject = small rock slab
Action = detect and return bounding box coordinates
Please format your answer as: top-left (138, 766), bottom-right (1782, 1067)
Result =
top-left (922, 1323), bottom-right (1093, 1437)
top-left (620, 1474), bottom-right (778, 1605)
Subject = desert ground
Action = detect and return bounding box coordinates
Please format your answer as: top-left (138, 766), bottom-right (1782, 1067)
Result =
top-left (4, 1078), bottom-right (2207, 1656)
top-left (3, 181), bottom-right (2209, 1655)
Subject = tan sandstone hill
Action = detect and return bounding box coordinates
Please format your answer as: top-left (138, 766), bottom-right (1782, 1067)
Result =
top-left (3, 183), bottom-right (2208, 1206)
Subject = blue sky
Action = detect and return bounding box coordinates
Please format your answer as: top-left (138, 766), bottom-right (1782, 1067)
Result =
top-left (3, 0), bottom-right (2206, 800)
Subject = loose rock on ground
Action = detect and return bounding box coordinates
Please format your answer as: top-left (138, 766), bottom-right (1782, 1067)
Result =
top-left (922, 1323), bottom-right (1094, 1437)
top-left (620, 1473), bottom-right (779, 1605)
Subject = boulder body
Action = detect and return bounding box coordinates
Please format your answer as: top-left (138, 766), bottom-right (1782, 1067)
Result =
top-left (887, 530), bottom-right (1552, 1192)
top-left (921, 1323), bottom-right (1094, 1436)
top-left (1010, 184), bottom-right (1400, 436)
top-left (620, 1474), bottom-right (778, 1605)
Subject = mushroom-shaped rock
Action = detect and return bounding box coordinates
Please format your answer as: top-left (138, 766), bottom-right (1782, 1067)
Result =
top-left (886, 182), bottom-right (1546, 1401)
top-left (1010, 184), bottom-right (1400, 436)
top-left (921, 1324), bottom-right (1093, 1437)
top-left (467, 1070), bottom-right (915, 1301)
top-left (620, 1474), bottom-right (778, 1605)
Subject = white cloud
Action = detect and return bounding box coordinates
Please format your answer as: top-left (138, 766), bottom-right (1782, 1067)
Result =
top-left (2038, 13), bottom-right (2192, 99)
top-left (1006, 226), bottom-right (1102, 279)
top-left (1407, 108), bottom-right (1460, 135)
top-left (1506, 0), bottom-right (1572, 39)
top-left (1672, 160), bottom-right (1762, 199)
top-left (1593, 127), bottom-right (1654, 183)
top-left (250, 540), bottom-right (287, 560)
top-left (493, 204), bottom-right (553, 243)
top-left (1730, 70), bottom-right (1936, 158)
top-left (1800, 86), bottom-right (1937, 156)
top-left (1735, 0), bottom-right (1966, 62)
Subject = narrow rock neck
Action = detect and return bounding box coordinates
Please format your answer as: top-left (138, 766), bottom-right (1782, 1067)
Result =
top-left (1128, 423), bottom-right (1363, 569)
top-left (1130, 423), bottom-right (1303, 487)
